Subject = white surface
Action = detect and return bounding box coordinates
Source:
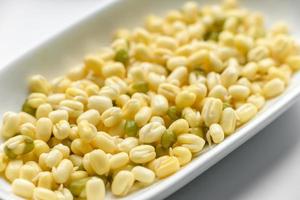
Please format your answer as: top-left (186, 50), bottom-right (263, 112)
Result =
top-left (0, 0), bottom-right (300, 200)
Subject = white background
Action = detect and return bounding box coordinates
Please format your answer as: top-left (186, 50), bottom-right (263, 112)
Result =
top-left (1, 1), bottom-right (300, 200)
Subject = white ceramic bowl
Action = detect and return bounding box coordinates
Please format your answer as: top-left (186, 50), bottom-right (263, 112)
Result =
top-left (1, 0), bottom-right (300, 199)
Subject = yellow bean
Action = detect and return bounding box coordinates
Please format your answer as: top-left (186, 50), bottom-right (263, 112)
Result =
top-left (48, 110), bottom-right (69, 124)
top-left (139, 122), bottom-right (166, 143)
top-left (221, 65), bottom-right (239, 87)
top-left (157, 83), bottom-right (181, 101)
top-left (0, 112), bottom-right (20, 138)
top-left (101, 107), bottom-right (123, 127)
top-left (71, 139), bottom-right (93, 156)
top-left (19, 123), bottom-right (35, 139)
top-left (33, 140), bottom-right (50, 157)
top-left (247, 94), bottom-right (265, 110)
top-left (206, 72), bottom-right (221, 91)
top-left (168, 119), bottom-right (189, 135)
top-left (147, 73), bottom-right (166, 91)
top-left (132, 92), bottom-right (150, 106)
top-left (134, 106), bottom-right (152, 127)
top-left (186, 83), bottom-right (207, 104)
top-left (53, 120), bottom-right (71, 140)
top-left (87, 95), bottom-right (113, 114)
top-left (236, 103), bottom-right (258, 124)
top-left (51, 77), bottom-right (72, 93)
top-left (37, 171), bottom-right (53, 189)
top-left (28, 75), bottom-right (51, 94)
top-left (131, 27), bottom-right (152, 44)
top-left (45, 149), bottom-right (63, 168)
top-left (102, 62), bottom-right (125, 78)
top-left (187, 49), bottom-right (209, 71)
top-left (69, 170), bottom-right (88, 182)
top-left (122, 99), bottom-right (141, 118)
top-left (151, 94), bottom-right (169, 116)
top-left (177, 134), bottom-right (205, 153)
top-left (19, 163), bottom-right (41, 182)
top-left (133, 43), bottom-right (154, 61)
top-left (38, 153), bottom-right (49, 171)
top-left (78, 120), bottom-right (97, 142)
top-left (248, 45), bottom-right (270, 62)
top-left (52, 159), bottom-right (73, 184)
top-left (155, 35), bottom-right (178, 51)
top-left (84, 55), bottom-right (103, 76)
top-left (128, 66), bottom-right (146, 82)
top-left (207, 124), bottom-right (225, 144)
top-left (202, 97), bottom-right (223, 126)
top-left (150, 116), bottom-right (165, 126)
top-left (167, 66), bottom-right (188, 86)
top-left (86, 177), bottom-right (105, 200)
top-left (188, 71), bottom-right (206, 85)
top-left (228, 85), bottom-right (250, 100)
top-left (111, 170), bottom-right (135, 196)
top-left (35, 118), bottom-right (53, 142)
top-left (77, 109), bottom-right (101, 126)
top-left (241, 62), bottom-right (258, 81)
top-left (257, 58), bottom-right (275, 74)
top-left (69, 155), bottom-right (83, 169)
top-left (18, 112), bottom-right (36, 126)
top-left (152, 156), bottom-right (180, 178)
top-left (89, 149), bottom-right (110, 175)
top-left (36, 103), bottom-right (53, 119)
top-left (109, 152), bottom-right (129, 170)
top-left (12, 178), bottom-right (35, 199)
top-left (107, 118), bottom-right (125, 137)
top-left (170, 146), bottom-right (192, 166)
top-left (115, 94), bottom-right (130, 108)
top-left (59, 99), bottom-right (84, 118)
top-left (131, 166), bottom-right (155, 184)
top-left (117, 137), bottom-right (139, 153)
top-left (5, 160), bottom-right (23, 182)
top-left (208, 85), bottom-right (228, 101)
top-left (182, 108), bottom-right (201, 128)
top-left (267, 67), bottom-right (290, 84)
top-left (33, 187), bottom-right (58, 200)
top-left (271, 35), bottom-right (294, 61)
top-left (52, 144), bottom-right (70, 159)
top-left (104, 76), bottom-right (128, 95)
top-left (129, 145), bottom-right (156, 164)
top-left (91, 131), bottom-right (118, 154)
top-left (220, 107), bottom-right (237, 135)
top-left (175, 91), bottom-right (196, 109)
top-left (86, 84), bottom-right (100, 96)
top-left (82, 153), bottom-right (95, 175)
top-left (263, 78), bottom-right (285, 99)
top-left (55, 188), bottom-right (73, 200)
top-left (208, 52), bottom-right (225, 72)
top-left (27, 93), bottom-right (47, 109)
